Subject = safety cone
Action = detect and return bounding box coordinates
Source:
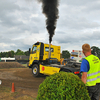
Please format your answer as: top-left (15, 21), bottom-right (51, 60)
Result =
top-left (11, 83), bottom-right (15, 93)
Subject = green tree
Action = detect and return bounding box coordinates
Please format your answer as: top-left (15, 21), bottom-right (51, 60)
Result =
top-left (24, 51), bottom-right (29, 56)
top-left (5, 52), bottom-right (9, 57)
top-left (91, 46), bottom-right (100, 58)
top-left (10, 50), bottom-right (15, 57)
top-left (62, 50), bottom-right (70, 59)
top-left (0, 49), bottom-right (29, 57)
top-left (1, 52), bottom-right (6, 57)
top-left (0, 51), bottom-right (15, 57)
top-left (0, 53), bottom-right (2, 57)
top-left (15, 49), bottom-right (25, 55)
top-left (7, 51), bottom-right (13, 57)
top-left (0, 52), bottom-right (3, 57)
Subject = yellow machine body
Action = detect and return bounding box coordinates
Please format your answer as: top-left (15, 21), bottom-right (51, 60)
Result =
top-left (40, 64), bottom-right (60, 75)
top-left (28, 42), bottom-right (61, 67)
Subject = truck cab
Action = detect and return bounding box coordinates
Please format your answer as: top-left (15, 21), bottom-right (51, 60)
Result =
top-left (28, 42), bottom-right (61, 76)
top-left (28, 42), bottom-right (81, 77)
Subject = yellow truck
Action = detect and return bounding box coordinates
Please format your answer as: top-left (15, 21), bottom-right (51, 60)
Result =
top-left (28, 42), bottom-right (81, 77)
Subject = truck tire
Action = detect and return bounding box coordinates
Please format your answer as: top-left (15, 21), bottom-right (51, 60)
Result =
top-left (32, 64), bottom-right (39, 77)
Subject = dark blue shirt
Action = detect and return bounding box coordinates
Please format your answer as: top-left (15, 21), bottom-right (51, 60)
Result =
top-left (80, 59), bottom-right (90, 72)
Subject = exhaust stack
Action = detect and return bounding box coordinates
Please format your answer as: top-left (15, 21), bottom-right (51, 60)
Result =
top-left (49, 43), bottom-right (51, 58)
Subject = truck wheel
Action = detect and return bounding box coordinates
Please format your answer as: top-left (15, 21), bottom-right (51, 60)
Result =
top-left (32, 64), bottom-right (39, 77)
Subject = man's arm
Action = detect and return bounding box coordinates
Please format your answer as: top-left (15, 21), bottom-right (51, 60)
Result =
top-left (81, 72), bottom-right (87, 84)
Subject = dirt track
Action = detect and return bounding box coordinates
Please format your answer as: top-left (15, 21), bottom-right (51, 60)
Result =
top-left (0, 62), bottom-right (100, 99)
top-left (0, 68), bottom-right (46, 98)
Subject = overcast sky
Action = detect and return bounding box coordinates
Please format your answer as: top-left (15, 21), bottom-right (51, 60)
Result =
top-left (0, 0), bottom-right (100, 53)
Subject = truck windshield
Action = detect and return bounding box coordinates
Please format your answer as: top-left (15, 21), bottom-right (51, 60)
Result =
top-left (32, 46), bottom-right (37, 54)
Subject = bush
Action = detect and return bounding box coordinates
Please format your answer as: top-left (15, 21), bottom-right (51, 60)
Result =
top-left (37, 72), bottom-right (90, 100)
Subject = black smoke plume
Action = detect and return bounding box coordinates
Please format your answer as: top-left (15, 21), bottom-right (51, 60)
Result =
top-left (38, 0), bottom-right (59, 43)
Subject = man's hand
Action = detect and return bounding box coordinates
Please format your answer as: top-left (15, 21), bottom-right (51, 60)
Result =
top-left (81, 72), bottom-right (87, 84)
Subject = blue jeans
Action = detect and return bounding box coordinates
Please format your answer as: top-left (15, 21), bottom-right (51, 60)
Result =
top-left (87, 83), bottom-right (100, 100)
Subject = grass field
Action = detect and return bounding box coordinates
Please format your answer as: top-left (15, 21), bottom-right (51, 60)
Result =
top-left (0, 84), bottom-right (37, 100)
top-left (22, 64), bottom-right (28, 67)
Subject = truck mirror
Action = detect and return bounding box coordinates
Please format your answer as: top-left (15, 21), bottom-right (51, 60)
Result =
top-left (29, 48), bottom-right (31, 54)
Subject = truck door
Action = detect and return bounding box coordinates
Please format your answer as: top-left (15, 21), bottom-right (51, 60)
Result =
top-left (29, 45), bottom-right (39, 65)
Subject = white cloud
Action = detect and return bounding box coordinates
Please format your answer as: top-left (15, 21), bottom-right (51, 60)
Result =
top-left (0, 0), bottom-right (100, 53)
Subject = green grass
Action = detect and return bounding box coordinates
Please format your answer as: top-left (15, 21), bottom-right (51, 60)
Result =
top-left (0, 85), bottom-right (11, 92)
top-left (22, 64), bottom-right (28, 68)
top-left (0, 85), bottom-right (36, 100)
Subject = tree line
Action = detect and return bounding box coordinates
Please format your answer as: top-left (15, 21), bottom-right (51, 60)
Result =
top-left (0, 46), bottom-right (100, 58)
top-left (0, 49), bottom-right (29, 57)
top-left (62, 46), bottom-right (100, 59)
